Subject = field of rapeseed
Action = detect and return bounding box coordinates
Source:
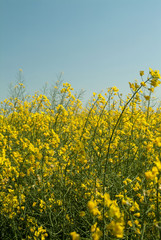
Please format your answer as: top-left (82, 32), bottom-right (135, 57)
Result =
top-left (0, 68), bottom-right (161, 240)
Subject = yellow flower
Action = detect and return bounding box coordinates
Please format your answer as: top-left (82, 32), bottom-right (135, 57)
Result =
top-left (155, 137), bottom-right (161, 147)
top-left (87, 199), bottom-right (101, 217)
top-left (135, 83), bottom-right (140, 89)
top-left (145, 171), bottom-right (153, 180)
top-left (70, 231), bottom-right (80, 240)
top-left (66, 214), bottom-right (70, 221)
top-left (121, 199), bottom-right (128, 205)
top-left (134, 201), bottom-right (140, 211)
top-left (32, 202), bottom-right (37, 207)
top-left (79, 211), bottom-right (85, 217)
top-left (112, 86), bottom-right (119, 92)
top-left (91, 222), bottom-right (97, 233)
top-left (151, 79), bottom-right (161, 87)
top-left (92, 207), bottom-right (101, 216)
top-left (107, 221), bottom-right (124, 238)
top-left (104, 193), bottom-right (112, 207)
top-left (145, 169), bottom-right (158, 180)
top-left (152, 166), bottom-right (158, 175)
top-left (134, 212), bottom-right (140, 217)
top-left (109, 202), bottom-right (121, 218)
top-left (149, 68), bottom-right (161, 79)
top-left (134, 219), bottom-right (141, 228)
top-left (136, 177), bottom-right (141, 182)
top-left (140, 71), bottom-right (144, 76)
top-left (87, 200), bottom-right (97, 211)
top-left (141, 81), bottom-right (146, 87)
top-left (155, 160), bottom-right (161, 171)
top-left (92, 227), bottom-right (103, 240)
top-left (127, 220), bottom-right (132, 227)
top-left (136, 228), bottom-right (141, 234)
top-left (144, 95), bottom-right (150, 101)
top-left (36, 152), bottom-right (43, 160)
top-left (129, 82), bottom-right (135, 91)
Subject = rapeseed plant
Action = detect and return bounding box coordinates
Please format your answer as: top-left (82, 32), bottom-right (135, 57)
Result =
top-left (0, 68), bottom-right (161, 239)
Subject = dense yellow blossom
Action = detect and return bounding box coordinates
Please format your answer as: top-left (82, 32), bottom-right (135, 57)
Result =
top-left (1, 68), bottom-right (161, 239)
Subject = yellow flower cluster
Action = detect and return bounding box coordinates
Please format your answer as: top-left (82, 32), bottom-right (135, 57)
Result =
top-left (0, 68), bottom-right (161, 239)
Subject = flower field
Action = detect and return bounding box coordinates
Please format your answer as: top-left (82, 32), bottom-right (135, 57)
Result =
top-left (0, 68), bottom-right (161, 239)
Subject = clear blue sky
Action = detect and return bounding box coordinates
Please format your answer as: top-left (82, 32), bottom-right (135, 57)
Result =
top-left (0, 0), bottom-right (161, 103)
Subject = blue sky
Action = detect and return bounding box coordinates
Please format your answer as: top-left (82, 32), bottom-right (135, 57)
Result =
top-left (0, 0), bottom-right (161, 103)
